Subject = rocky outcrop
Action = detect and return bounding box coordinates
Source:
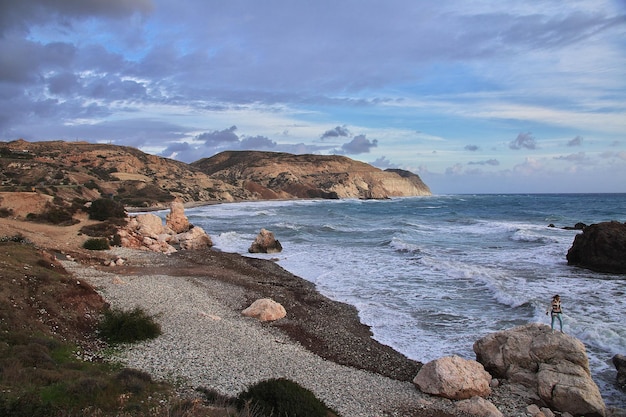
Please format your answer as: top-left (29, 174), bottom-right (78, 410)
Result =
top-left (614, 354), bottom-right (626, 391)
top-left (473, 323), bottom-right (605, 417)
top-left (118, 203), bottom-right (212, 254)
top-left (455, 396), bottom-right (503, 417)
top-left (566, 221), bottom-right (626, 274)
top-left (413, 355), bottom-right (492, 400)
top-left (192, 150), bottom-right (432, 200)
top-left (248, 228), bottom-right (282, 253)
top-left (241, 298), bottom-right (286, 322)
top-left (166, 201), bottom-right (191, 233)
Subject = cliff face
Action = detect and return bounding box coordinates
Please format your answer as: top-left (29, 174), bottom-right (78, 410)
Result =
top-left (0, 141), bottom-right (431, 210)
top-left (191, 151), bottom-right (431, 199)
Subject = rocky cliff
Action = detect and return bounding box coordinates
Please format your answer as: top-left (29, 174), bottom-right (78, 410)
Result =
top-left (1, 140), bottom-right (431, 212)
top-left (191, 151), bottom-right (431, 199)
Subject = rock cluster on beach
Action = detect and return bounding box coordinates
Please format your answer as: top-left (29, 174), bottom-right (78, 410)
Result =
top-left (474, 323), bottom-right (606, 417)
top-left (117, 201), bottom-right (212, 254)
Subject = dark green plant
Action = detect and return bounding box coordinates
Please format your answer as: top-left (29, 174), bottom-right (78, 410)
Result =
top-left (98, 307), bottom-right (161, 344)
top-left (88, 198), bottom-right (127, 220)
top-left (83, 238), bottom-right (110, 251)
top-left (236, 378), bottom-right (336, 417)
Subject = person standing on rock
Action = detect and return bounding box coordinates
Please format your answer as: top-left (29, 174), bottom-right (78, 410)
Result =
top-left (546, 294), bottom-right (563, 332)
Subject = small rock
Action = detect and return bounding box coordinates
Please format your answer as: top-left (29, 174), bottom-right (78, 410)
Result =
top-left (242, 298), bottom-right (286, 322)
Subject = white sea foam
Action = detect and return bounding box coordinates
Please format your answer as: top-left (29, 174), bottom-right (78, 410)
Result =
top-left (192, 194), bottom-right (626, 407)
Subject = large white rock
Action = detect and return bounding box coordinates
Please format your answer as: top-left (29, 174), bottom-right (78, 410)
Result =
top-left (413, 355), bottom-right (492, 400)
top-left (241, 298), bottom-right (286, 322)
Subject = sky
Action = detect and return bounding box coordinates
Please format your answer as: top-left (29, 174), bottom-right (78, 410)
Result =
top-left (1, 0), bottom-right (625, 194)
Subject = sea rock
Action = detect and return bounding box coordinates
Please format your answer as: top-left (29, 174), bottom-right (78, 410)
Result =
top-left (178, 226), bottom-right (212, 250)
top-left (412, 355), bottom-right (492, 400)
top-left (473, 323), bottom-right (605, 417)
top-left (455, 396), bottom-right (503, 417)
top-left (614, 354), bottom-right (626, 391)
top-left (241, 298), bottom-right (286, 322)
top-left (248, 228), bottom-right (282, 253)
top-left (566, 221), bottom-right (626, 274)
top-left (166, 201), bottom-right (191, 233)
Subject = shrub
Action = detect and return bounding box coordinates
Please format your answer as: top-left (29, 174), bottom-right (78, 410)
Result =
top-left (83, 238), bottom-right (110, 251)
top-left (98, 307), bottom-right (161, 344)
top-left (236, 378), bottom-right (336, 417)
top-left (0, 207), bottom-right (13, 218)
top-left (88, 198), bottom-right (126, 221)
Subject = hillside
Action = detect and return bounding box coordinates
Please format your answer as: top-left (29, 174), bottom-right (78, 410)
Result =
top-left (0, 139), bottom-right (247, 210)
top-left (0, 140), bottom-right (431, 218)
top-left (192, 150), bottom-right (431, 199)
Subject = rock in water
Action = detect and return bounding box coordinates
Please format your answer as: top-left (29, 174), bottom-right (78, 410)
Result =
top-left (248, 228), bottom-right (282, 253)
top-left (566, 221), bottom-right (626, 274)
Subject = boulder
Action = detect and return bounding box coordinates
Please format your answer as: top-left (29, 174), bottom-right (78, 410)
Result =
top-left (455, 396), bottom-right (502, 417)
top-left (613, 354), bottom-right (626, 391)
top-left (412, 355), bottom-right (492, 400)
top-left (248, 228), bottom-right (282, 253)
top-left (178, 226), bottom-right (212, 250)
top-left (134, 213), bottom-right (166, 238)
top-left (474, 323), bottom-right (605, 417)
top-left (566, 221), bottom-right (626, 274)
top-left (166, 201), bottom-right (191, 233)
top-left (241, 298), bottom-right (286, 322)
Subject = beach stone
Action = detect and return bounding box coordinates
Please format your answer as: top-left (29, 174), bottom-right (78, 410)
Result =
top-left (412, 355), bottom-right (491, 400)
top-left (241, 298), bottom-right (286, 322)
top-left (455, 396), bottom-right (502, 417)
top-left (474, 323), bottom-right (605, 417)
top-left (248, 228), bottom-right (282, 253)
top-left (135, 213), bottom-right (165, 237)
top-left (613, 354), bottom-right (626, 391)
top-left (166, 201), bottom-right (191, 233)
top-left (566, 221), bottom-right (626, 273)
top-left (178, 226), bottom-right (212, 250)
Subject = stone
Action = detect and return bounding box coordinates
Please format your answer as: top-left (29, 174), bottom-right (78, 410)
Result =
top-left (566, 221), bottom-right (626, 273)
top-left (613, 354), bottom-right (626, 391)
top-left (166, 201), bottom-right (191, 233)
top-left (135, 213), bottom-right (165, 238)
top-left (241, 298), bottom-right (286, 322)
top-left (412, 355), bottom-right (491, 400)
top-left (455, 396), bottom-right (502, 417)
top-left (178, 226), bottom-right (212, 250)
top-left (248, 228), bottom-right (282, 253)
top-left (474, 323), bottom-right (605, 417)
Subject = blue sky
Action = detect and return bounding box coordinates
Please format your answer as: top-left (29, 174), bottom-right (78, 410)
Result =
top-left (1, 0), bottom-right (625, 194)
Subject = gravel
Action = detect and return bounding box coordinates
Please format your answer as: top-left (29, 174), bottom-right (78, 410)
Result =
top-left (61, 247), bottom-right (531, 417)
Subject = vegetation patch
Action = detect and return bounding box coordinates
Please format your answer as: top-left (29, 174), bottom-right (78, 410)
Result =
top-left (97, 307), bottom-right (162, 344)
top-left (236, 378), bottom-right (338, 417)
top-left (83, 238), bottom-right (111, 250)
top-left (88, 198), bottom-right (127, 221)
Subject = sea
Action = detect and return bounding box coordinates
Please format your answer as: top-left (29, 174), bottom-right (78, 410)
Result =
top-left (164, 193), bottom-right (625, 407)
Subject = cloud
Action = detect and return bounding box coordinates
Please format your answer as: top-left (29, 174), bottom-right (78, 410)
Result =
top-left (465, 144), bottom-right (480, 151)
top-left (240, 135), bottom-right (276, 149)
top-left (340, 134), bottom-right (378, 154)
top-left (0, 0), bottom-right (152, 34)
top-left (554, 152), bottom-right (588, 162)
top-left (509, 132), bottom-right (537, 150)
top-left (567, 135), bottom-right (583, 147)
top-left (468, 159), bottom-right (500, 166)
top-left (370, 156), bottom-right (399, 169)
top-left (321, 125), bottom-right (351, 140)
top-left (198, 126), bottom-right (240, 145)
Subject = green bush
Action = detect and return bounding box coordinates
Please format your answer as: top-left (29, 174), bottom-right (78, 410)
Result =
top-left (88, 198), bottom-right (126, 221)
top-left (98, 307), bottom-right (161, 344)
top-left (236, 378), bottom-right (336, 417)
top-left (83, 238), bottom-right (110, 251)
